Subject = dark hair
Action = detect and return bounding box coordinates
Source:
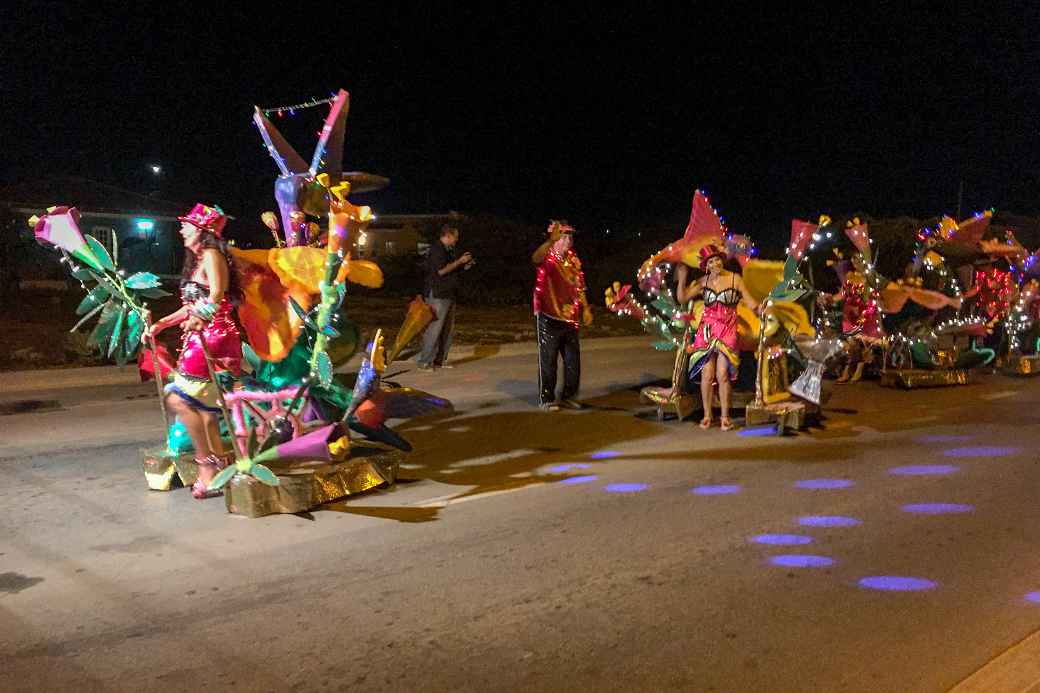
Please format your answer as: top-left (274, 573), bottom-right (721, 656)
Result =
top-left (180, 231), bottom-right (240, 300)
top-left (440, 224), bottom-right (459, 238)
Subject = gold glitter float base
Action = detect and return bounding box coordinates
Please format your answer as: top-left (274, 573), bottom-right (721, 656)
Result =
top-left (141, 447), bottom-right (199, 491)
top-left (745, 401), bottom-right (813, 432)
top-left (879, 369), bottom-right (970, 389)
top-left (224, 448), bottom-right (402, 518)
top-left (1002, 355), bottom-right (1040, 376)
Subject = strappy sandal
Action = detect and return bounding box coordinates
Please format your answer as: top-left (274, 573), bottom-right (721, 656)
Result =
top-left (191, 454), bottom-right (226, 500)
top-left (699, 417), bottom-right (713, 429)
top-left (720, 417), bottom-right (734, 432)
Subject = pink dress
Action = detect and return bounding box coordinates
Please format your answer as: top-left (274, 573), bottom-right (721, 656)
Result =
top-left (688, 279), bottom-right (741, 383)
top-left (165, 281), bottom-right (242, 412)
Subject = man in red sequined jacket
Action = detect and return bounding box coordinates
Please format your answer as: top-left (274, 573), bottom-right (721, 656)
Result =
top-left (531, 220), bottom-right (593, 411)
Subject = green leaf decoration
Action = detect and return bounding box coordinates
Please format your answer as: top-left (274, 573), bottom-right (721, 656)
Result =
top-left (76, 285), bottom-right (111, 315)
top-left (71, 267), bottom-right (98, 281)
top-left (247, 423), bottom-right (259, 457)
top-left (251, 463), bottom-right (280, 487)
top-left (84, 235), bottom-right (116, 271)
top-left (653, 340), bottom-right (677, 351)
top-left (241, 343), bottom-right (262, 373)
top-left (70, 302), bottom-right (105, 333)
top-left (138, 287), bottom-right (172, 299)
top-left (289, 296), bottom-right (319, 331)
top-left (123, 310), bottom-right (144, 356)
top-left (315, 350), bottom-right (332, 386)
top-left (87, 301), bottom-right (120, 349)
top-left (107, 305), bottom-right (127, 358)
top-left (334, 283), bottom-right (347, 311)
top-left (328, 320), bottom-right (360, 367)
top-left (321, 324), bottom-right (340, 338)
top-left (207, 464), bottom-right (238, 491)
top-left (125, 271), bottom-right (161, 290)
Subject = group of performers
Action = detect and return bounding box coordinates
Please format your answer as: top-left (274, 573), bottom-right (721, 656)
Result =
top-left (25, 86), bottom-right (1040, 521)
top-left (606, 191), bottom-right (1040, 429)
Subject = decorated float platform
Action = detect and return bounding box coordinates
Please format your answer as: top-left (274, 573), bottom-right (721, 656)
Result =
top-left (142, 444), bottom-right (401, 518)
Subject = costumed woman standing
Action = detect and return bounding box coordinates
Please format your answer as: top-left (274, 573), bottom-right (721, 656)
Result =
top-left (677, 244), bottom-right (759, 431)
top-left (144, 204), bottom-right (242, 499)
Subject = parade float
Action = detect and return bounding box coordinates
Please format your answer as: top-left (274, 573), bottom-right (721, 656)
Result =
top-left (605, 190), bottom-right (833, 434)
top-left (29, 89), bottom-right (450, 517)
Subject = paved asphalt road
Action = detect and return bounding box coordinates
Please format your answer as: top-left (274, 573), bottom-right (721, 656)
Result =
top-left (1, 338), bottom-right (1039, 692)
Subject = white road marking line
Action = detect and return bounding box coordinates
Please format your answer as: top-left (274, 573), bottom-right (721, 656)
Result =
top-left (980, 390), bottom-right (1017, 401)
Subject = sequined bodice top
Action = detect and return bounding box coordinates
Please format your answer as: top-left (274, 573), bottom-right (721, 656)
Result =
top-left (703, 276), bottom-right (740, 308)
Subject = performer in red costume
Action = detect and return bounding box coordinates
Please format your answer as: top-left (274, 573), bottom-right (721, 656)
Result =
top-left (145, 204), bottom-right (242, 499)
top-left (532, 220), bottom-right (593, 411)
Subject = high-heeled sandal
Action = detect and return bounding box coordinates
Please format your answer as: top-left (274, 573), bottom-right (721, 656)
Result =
top-left (720, 417), bottom-right (734, 432)
top-left (191, 454), bottom-right (227, 500)
top-left (699, 417), bottom-right (713, 429)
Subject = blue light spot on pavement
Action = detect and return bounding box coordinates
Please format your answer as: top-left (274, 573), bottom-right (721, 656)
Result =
top-left (1026, 592), bottom-right (1040, 604)
top-left (889, 465), bottom-right (959, 476)
top-left (858, 576), bottom-right (937, 592)
top-left (738, 426), bottom-right (777, 437)
top-left (548, 463), bottom-right (592, 473)
top-left (604, 483), bottom-right (649, 493)
top-left (559, 475), bottom-right (598, 485)
top-left (589, 450), bottom-right (621, 460)
top-left (794, 479), bottom-right (854, 490)
top-left (902, 503), bottom-right (974, 515)
top-left (769, 555), bottom-right (834, 568)
top-left (798, 516), bottom-right (861, 528)
top-left (751, 534), bottom-right (813, 546)
top-left (943, 446), bottom-right (1020, 458)
top-left (691, 484), bottom-right (742, 495)
top-left (915, 434), bottom-right (974, 443)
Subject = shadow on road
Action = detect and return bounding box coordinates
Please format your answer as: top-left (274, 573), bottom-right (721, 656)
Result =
top-left (328, 384), bottom-right (670, 522)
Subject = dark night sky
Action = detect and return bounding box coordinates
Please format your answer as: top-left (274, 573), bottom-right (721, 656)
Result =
top-left (5, 4), bottom-right (1039, 247)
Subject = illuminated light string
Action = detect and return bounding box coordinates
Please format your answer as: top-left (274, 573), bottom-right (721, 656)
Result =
top-left (259, 93), bottom-right (339, 118)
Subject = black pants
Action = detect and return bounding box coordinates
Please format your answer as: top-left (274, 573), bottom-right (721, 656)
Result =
top-left (537, 314), bottom-right (581, 404)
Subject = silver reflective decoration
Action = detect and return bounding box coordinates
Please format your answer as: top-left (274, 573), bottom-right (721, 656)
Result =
top-left (788, 338), bottom-right (845, 405)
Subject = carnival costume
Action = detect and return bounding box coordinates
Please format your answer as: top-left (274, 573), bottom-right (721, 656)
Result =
top-left (164, 206), bottom-right (243, 413)
top-left (534, 222), bottom-right (589, 407)
top-left (688, 246), bottom-right (742, 383)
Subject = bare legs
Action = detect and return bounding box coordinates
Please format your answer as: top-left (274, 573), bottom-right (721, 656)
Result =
top-left (698, 352), bottom-right (734, 430)
top-left (166, 394), bottom-right (224, 486)
top-left (716, 352), bottom-right (733, 430)
top-left (699, 358), bottom-right (716, 428)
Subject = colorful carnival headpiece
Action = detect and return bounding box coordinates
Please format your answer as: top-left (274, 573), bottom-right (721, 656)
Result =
top-left (178, 203), bottom-right (228, 237)
top-left (698, 243), bottom-right (726, 271)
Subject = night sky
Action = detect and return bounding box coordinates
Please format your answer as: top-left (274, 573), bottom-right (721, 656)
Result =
top-left (5, 4), bottom-right (1039, 248)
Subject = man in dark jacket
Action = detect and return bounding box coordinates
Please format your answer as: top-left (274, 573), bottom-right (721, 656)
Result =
top-left (418, 225), bottom-right (472, 370)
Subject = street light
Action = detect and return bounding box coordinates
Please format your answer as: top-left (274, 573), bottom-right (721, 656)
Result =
top-left (149, 164), bottom-right (162, 175)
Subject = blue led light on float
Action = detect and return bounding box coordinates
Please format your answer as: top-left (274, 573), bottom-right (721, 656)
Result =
top-left (559, 475), bottom-right (598, 486)
top-left (769, 555), bottom-right (834, 568)
top-left (1026, 592), bottom-right (1040, 604)
top-left (798, 516), bottom-right (861, 528)
top-left (858, 576), bottom-right (937, 592)
top-left (691, 484), bottom-right (741, 495)
top-left (889, 465), bottom-right (959, 476)
top-left (589, 450), bottom-right (621, 460)
top-left (794, 479), bottom-right (854, 490)
top-left (901, 503), bottom-right (974, 515)
top-left (134, 218), bottom-right (155, 232)
top-left (943, 446), bottom-right (1020, 458)
top-left (604, 483), bottom-right (649, 493)
top-left (751, 534), bottom-right (813, 546)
